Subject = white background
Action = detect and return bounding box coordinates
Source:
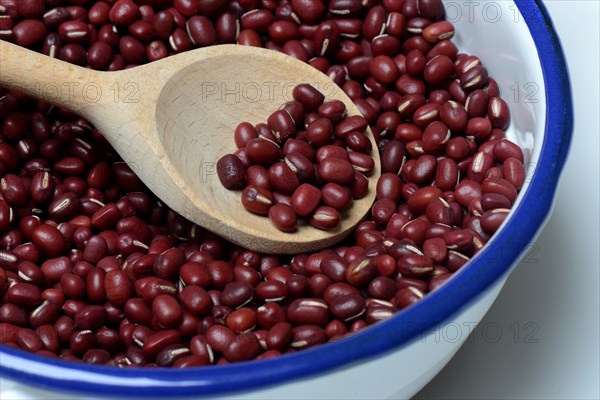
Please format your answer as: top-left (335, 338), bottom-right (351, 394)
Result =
top-left (415, 1), bottom-right (600, 399)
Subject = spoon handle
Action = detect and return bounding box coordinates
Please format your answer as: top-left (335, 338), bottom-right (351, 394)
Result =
top-left (0, 40), bottom-right (105, 113)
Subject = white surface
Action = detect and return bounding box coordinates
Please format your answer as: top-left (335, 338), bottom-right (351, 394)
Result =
top-left (415, 1), bottom-right (600, 399)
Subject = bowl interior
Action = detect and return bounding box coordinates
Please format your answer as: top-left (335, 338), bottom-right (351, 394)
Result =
top-left (450, 1), bottom-right (547, 197)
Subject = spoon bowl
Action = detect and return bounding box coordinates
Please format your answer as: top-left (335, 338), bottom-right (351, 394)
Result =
top-left (0, 41), bottom-right (380, 253)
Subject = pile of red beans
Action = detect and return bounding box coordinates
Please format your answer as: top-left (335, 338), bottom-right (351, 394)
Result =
top-left (0, 0), bottom-right (526, 367)
top-left (218, 83), bottom-right (376, 232)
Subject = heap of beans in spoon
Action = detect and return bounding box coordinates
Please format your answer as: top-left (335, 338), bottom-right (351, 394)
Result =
top-left (0, 0), bottom-right (525, 367)
top-left (218, 83), bottom-right (375, 231)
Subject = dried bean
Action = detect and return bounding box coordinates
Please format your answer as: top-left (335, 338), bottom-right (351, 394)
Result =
top-left (291, 184), bottom-right (321, 217)
top-left (329, 293), bottom-right (366, 321)
top-left (287, 298), bottom-right (329, 326)
top-left (217, 154), bottom-right (246, 190)
top-left (241, 185), bottom-right (274, 215)
top-left (269, 203), bottom-right (297, 232)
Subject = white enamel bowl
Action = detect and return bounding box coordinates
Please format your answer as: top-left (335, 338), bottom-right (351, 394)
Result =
top-left (0, 1), bottom-right (572, 398)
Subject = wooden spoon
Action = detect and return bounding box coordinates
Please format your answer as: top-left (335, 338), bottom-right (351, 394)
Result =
top-left (0, 41), bottom-right (380, 254)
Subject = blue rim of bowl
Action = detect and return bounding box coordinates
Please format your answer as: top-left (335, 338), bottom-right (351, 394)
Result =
top-left (0, 0), bottom-right (573, 396)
